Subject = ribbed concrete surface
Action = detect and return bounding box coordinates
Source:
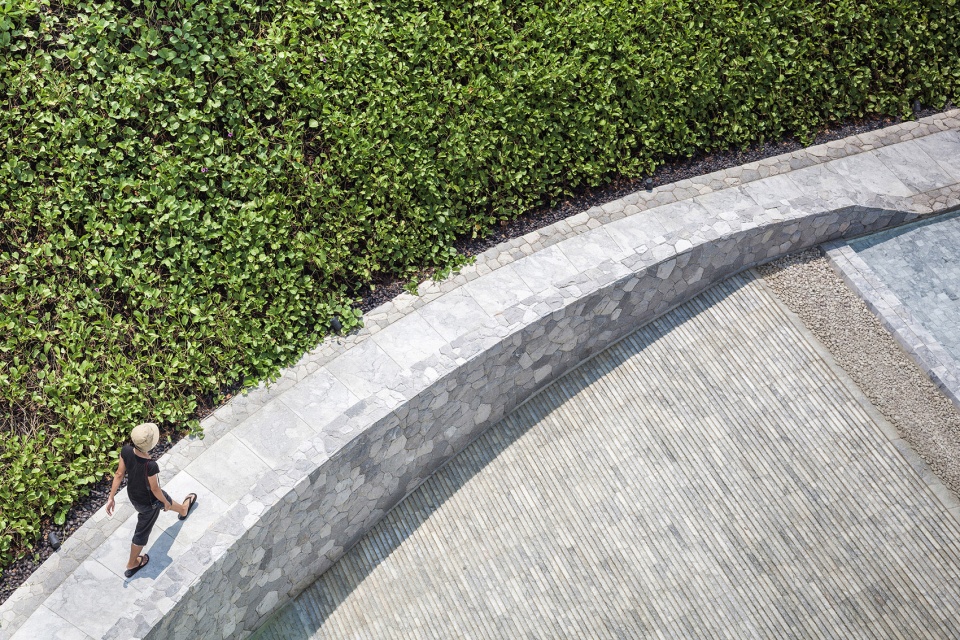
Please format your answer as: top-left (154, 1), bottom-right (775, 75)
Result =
top-left (253, 272), bottom-right (960, 640)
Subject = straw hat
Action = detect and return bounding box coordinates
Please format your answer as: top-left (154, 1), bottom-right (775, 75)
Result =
top-left (131, 422), bottom-right (160, 453)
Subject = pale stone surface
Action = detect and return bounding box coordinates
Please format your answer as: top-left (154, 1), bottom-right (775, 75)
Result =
top-left (322, 339), bottom-right (405, 400)
top-left (371, 311), bottom-right (449, 371)
top-left (5, 606), bottom-right (90, 640)
top-left (827, 210), bottom-right (960, 409)
top-left (643, 198), bottom-right (710, 236)
top-left (273, 368), bottom-right (359, 432)
top-left (2, 109), bottom-right (959, 640)
top-left (829, 151), bottom-right (915, 198)
top-left (509, 244), bottom-right (581, 293)
top-left (43, 560), bottom-right (147, 639)
top-left (152, 471), bottom-right (230, 556)
top-left (913, 130), bottom-right (960, 181)
top-left (415, 288), bottom-right (492, 343)
top-left (184, 433), bottom-right (272, 505)
top-left (233, 399), bottom-right (320, 467)
top-left (741, 172), bottom-right (806, 208)
top-left (461, 263), bottom-right (535, 317)
top-left (785, 162), bottom-right (859, 205)
top-left (552, 227), bottom-right (624, 272)
top-left (874, 138), bottom-right (957, 192)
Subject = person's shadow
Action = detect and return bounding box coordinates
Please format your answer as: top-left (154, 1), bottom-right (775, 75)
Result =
top-left (123, 516), bottom-right (186, 585)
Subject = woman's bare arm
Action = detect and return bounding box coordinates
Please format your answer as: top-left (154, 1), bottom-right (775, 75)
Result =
top-left (105, 456), bottom-right (126, 516)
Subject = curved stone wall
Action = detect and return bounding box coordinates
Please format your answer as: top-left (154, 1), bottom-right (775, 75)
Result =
top-left (2, 111), bottom-right (959, 640)
top-left (146, 209), bottom-right (925, 640)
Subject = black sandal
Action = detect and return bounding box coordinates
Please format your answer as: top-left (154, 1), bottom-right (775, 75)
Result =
top-left (179, 493), bottom-right (198, 521)
top-left (124, 554), bottom-right (149, 578)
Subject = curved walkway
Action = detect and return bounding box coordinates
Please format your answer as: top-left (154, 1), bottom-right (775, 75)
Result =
top-left (2, 111), bottom-right (960, 640)
top-left (254, 272), bottom-right (960, 639)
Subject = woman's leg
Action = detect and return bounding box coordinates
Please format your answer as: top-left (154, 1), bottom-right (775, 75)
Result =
top-left (130, 504), bottom-right (162, 569)
top-left (161, 489), bottom-right (189, 518)
top-left (127, 543), bottom-right (145, 571)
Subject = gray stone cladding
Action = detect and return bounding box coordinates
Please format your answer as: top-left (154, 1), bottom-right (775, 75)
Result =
top-left (2, 109), bottom-right (959, 640)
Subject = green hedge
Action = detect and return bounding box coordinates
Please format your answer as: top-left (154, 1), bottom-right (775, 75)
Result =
top-left (1, 0), bottom-right (958, 572)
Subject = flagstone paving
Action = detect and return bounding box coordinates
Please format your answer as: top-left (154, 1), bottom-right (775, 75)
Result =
top-left (253, 272), bottom-right (960, 639)
top-left (827, 210), bottom-right (960, 408)
top-left (851, 210), bottom-right (960, 360)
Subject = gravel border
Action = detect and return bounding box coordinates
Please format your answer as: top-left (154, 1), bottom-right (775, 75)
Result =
top-left (757, 250), bottom-right (960, 502)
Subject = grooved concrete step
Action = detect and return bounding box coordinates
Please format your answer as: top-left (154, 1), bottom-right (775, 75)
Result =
top-left (253, 273), bottom-right (960, 639)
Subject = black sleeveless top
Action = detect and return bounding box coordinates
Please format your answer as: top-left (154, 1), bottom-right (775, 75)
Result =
top-left (121, 444), bottom-right (160, 508)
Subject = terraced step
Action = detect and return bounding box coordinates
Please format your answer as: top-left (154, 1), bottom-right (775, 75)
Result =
top-left (254, 272), bottom-right (960, 639)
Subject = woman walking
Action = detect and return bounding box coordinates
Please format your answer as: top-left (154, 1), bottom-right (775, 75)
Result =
top-left (105, 422), bottom-right (198, 577)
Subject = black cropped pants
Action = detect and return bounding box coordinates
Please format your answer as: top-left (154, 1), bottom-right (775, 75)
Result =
top-left (132, 490), bottom-right (171, 546)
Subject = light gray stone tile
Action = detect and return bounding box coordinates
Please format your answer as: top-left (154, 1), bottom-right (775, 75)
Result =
top-left (646, 199), bottom-right (714, 235)
top-left (694, 186), bottom-right (763, 220)
top-left (184, 433), bottom-right (271, 505)
top-left (741, 173), bottom-right (806, 209)
top-left (603, 213), bottom-right (670, 254)
top-left (554, 228), bottom-right (624, 272)
top-left (323, 338), bottom-right (406, 399)
top-left (510, 244), bottom-right (581, 293)
top-left (43, 560), bottom-right (147, 639)
top-left (785, 162), bottom-right (860, 203)
top-left (462, 264), bottom-right (535, 317)
top-left (277, 368), bottom-right (360, 432)
top-left (232, 398), bottom-right (320, 468)
top-left (417, 288), bottom-right (495, 343)
top-left (829, 151), bottom-right (914, 198)
top-left (8, 605), bottom-right (91, 640)
top-left (152, 470), bottom-right (231, 556)
top-left (372, 311), bottom-right (449, 371)
top-left (873, 140), bottom-right (957, 192)
top-left (910, 130), bottom-right (960, 182)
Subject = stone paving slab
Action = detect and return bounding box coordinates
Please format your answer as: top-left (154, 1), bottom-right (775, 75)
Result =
top-left (2, 110), bottom-right (959, 640)
top-left (253, 273), bottom-right (960, 639)
top-left (850, 210), bottom-right (960, 358)
top-left (825, 209), bottom-right (960, 409)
